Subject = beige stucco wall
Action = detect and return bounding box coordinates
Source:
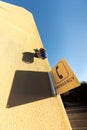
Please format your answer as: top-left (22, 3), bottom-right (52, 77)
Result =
top-left (0, 1), bottom-right (72, 130)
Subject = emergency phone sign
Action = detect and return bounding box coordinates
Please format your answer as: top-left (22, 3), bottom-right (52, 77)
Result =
top-left (51, 58), bottom-right (80, 95)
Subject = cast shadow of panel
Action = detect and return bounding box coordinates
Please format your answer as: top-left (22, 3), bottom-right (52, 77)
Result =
top-left (7, 71), bottom-right (53, 108)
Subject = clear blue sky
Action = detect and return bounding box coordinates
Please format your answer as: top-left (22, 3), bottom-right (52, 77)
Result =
top-left (1, 0), bottom-right (87, 82)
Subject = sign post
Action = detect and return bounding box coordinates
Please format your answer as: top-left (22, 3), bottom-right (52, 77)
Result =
top-left (51, 58), bottom-right (80, 95)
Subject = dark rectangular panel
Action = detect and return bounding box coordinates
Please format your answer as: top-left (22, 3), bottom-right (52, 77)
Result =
top-left (7, 70), bottom-right (53, 108)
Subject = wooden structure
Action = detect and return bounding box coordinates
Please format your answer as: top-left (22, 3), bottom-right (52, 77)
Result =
top-left (67, 106), bottom-right (87, 130)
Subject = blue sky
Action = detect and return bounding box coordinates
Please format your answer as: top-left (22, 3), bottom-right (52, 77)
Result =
top-left (1, 0), bottom-right (87, 82)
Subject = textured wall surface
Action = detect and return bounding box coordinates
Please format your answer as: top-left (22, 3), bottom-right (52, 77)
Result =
top-left (0, 1), bottom-right (71, 130)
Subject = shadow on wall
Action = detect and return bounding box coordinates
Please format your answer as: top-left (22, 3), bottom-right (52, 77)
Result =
top-left (22, 51), bottom-right (42, 64)
top-left (22, 52), bottom-right (35, 63)
top-left (6, 71), bottom-right (53, 108)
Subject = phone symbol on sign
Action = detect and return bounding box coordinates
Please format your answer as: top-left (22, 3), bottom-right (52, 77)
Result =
top-left (56, 66), bottom-right (63, 79)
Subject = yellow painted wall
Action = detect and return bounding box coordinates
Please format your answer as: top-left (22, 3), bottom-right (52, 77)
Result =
top-left (0, 1), bottom-right (72, 130)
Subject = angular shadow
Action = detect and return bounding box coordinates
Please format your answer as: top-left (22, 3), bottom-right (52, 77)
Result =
top-left (22, 52), bottom-right (34, 63)
top-left (7, 71), bottom-right (53, 108)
